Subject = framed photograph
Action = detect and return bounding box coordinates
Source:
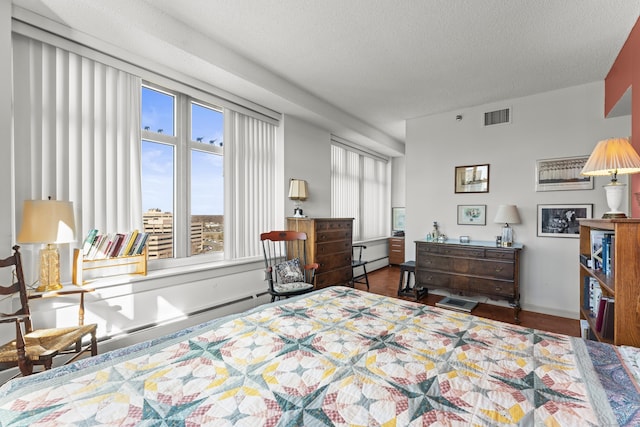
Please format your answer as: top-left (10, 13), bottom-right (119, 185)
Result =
top-left (537, 204), bottom-right (593, 237)
top-left (392, 207), bottom-right (405, 232)
top-left (535, 156), bottom-right (593, 191)
top-left (457, 204), bottom-right (486, 225)
top-left (455, 164), bottom-right (489, 193)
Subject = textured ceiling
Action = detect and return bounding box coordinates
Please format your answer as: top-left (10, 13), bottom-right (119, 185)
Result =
top-left (143, 0), bottom-right (639, 143)
top-left (13, 0), bottom-right (640, 154)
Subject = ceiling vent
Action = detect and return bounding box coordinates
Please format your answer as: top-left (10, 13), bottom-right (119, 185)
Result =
top-left (484, 108), bottom-right (511, 126)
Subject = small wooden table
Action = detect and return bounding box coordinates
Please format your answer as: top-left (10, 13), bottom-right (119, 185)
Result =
top-left (28, 284), bottom-right (95, 326)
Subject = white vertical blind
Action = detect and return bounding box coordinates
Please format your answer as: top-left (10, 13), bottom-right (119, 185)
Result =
top-left (331, 143), bottom-right (388, 241)
top-left (13, 33), bottom-right (142, 244)
top-left (331, 144), bottom-right (361, 239)
top-left (225, 110), bottom-right (276, 259)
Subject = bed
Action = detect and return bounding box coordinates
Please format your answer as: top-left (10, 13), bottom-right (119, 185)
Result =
top-left (0, 286), bottom-right (638, 426)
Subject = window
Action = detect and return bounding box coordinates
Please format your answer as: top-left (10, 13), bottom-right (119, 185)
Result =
top-left (141, 85), bottom-right (224, 260)
top-left (14, 29), bottom-right (278, 270)
top-left (331, 142), bottom-right (389, 241)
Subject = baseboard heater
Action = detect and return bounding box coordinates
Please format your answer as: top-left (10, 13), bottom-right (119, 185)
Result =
top-left (436, 297), bottom-right (478, 313)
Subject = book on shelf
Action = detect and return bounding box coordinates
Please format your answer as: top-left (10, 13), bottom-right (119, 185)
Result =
top-left (595, 296), bottom-right (607, 332)
top-left (600, 298), bottom-right (615, 339)
top-left (590, 230), bottom-right (615, 273)
top-left (80, 229), bottom-right (148, 259)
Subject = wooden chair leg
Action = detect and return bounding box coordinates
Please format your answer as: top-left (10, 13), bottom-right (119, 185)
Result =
top-left (90, 331), bottom-right (97, 356)
top-left (15, 321), bottom-right (33, 376)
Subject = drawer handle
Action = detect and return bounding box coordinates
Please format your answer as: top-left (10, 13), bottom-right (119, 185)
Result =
top-left (495, 266), bottom-right (504, 272)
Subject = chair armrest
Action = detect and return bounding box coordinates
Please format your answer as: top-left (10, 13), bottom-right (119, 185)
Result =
top-left (0, 314), bottom-right (29, 324)
top-left (304, 263), bottom-right (319, 271)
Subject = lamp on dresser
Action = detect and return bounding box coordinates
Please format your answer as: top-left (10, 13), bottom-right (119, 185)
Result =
top-left (288, 179), bottom-right (308, 218)
top-left (17, 198), bottom-right (76, 292)
top-left (581, 137), bottom-right (640, 218)
top-left (494, 204), bottom-right (520, 247)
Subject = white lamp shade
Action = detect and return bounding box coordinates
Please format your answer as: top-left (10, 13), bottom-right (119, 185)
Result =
top-left (288, 179), bottom-right (308, 201)
top-left (494, 204), bottom-right (521, 224)
top-left (17, 199), bottom-right (76, 244)
top-left (581, 137), bottom-right (640, 176)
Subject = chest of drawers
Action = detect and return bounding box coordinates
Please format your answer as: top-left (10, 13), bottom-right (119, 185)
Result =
top-left (287, 218), bottom-right (353, 289)
top-left (388, 237), bottom-right (405, 265)
top-left (415, 240), bottom-right (522, 322)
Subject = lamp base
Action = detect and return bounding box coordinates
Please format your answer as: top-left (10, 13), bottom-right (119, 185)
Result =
top-left (602, 181), bottom-right (627, 219)
top-left (36, 244), bottom-right (63, 292)
top-left (602, 212), bottom-right (627, 219)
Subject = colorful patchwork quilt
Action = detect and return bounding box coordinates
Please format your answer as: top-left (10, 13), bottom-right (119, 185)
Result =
top-left (0, 287), bottom-right (639, 426)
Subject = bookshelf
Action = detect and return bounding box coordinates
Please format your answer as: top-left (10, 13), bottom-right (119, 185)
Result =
top-left (578, 218), bottom-right (640, 346)
top-left (72, 229), bottom-right (149, 285)
top-left (72, 247), bottom-right (147, 285)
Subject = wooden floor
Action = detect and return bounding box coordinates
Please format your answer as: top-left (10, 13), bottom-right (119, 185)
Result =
top-left (356, 265), bottom-right (580, 337)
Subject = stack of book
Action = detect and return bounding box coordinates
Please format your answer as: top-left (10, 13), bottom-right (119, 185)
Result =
top-left (81, 229), bottom-right (148, 260)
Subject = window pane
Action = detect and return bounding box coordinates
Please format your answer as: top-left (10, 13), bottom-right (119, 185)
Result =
top-left (141, 140), bottom-right (175, 259)
top-left (191, 102), bottom-right (223, 147)
top-left (191, 150), bottom-right (224, 255)
top-left (142, 87), bottom-right (175, 136)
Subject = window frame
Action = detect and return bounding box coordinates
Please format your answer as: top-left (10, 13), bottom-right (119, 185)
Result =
top-left (141, 82), bottom-right (225, 263)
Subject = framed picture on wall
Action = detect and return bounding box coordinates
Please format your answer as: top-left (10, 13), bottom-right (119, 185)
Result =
top-left (457, 205), bottom-right (486, 225)
top-left (455, 164), bottom-right (489, 193)
top-left (537, 204), bottom-right (593, 237)
top-left (535, 156), bottom-right (593, 191)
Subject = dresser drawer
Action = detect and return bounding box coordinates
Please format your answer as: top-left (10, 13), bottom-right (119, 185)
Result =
top-left (485, 249), bottom-right (516, 260)
top-left (316, 240), bottom-right (351, 255)
top-left (315, 220), bottom-right (352, 231)
top-left (456, 259), bottom-right (514, 280)
top-left (418, 243), bottom-right (485, 258)
top-left (315, 266), bottom-right (352, 288)
top-left (467, 278), bottom-right (516, 299)
top-left (316, 229), bottom-right (352, 243)
top-left (316, 252), bottom-right (352, 271)
top-left (416, 270), bottom-right (467, 292)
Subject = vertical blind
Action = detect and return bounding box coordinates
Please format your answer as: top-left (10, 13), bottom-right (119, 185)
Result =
top-left (331, 143), bottom-right (389, 241)
top-left (13, 34), bottom-right (142, 273)
top-left (225, 110), bottom-right (276, 259)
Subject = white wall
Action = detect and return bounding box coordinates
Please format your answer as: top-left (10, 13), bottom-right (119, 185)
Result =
top-left (282, 115), bottom-right (332, 218)
top-left (406, 82), bottom-right (630, 318)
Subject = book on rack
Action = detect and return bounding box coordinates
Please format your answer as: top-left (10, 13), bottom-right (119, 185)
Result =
top-left (80, 229), bottom-right (148, 259)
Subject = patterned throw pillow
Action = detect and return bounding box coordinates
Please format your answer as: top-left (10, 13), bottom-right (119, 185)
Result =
top-left (274, 258), bottom-right (304, 284)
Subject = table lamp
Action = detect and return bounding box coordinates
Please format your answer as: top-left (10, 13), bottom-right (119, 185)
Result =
top-left (17, 199), bottom-right (76, 292)
top-left (581, 137), bottom-right (640, 218)
top-left (494, 204), bottom-right (520, 247)
top-left (288, 179), bottom-right (308, 217)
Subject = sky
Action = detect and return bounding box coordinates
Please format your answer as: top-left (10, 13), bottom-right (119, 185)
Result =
top-left (141, 87), bottom-right (224, 215)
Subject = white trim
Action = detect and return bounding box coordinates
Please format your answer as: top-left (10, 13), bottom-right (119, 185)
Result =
top-left (331, 134), bottom-right (389, 163)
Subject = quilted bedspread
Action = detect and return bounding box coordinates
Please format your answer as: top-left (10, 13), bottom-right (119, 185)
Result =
top-left (0, 287), bottom-right (639, 426)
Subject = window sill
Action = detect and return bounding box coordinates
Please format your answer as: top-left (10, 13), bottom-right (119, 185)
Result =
top-left (79, 256), bottom-right (264, 291)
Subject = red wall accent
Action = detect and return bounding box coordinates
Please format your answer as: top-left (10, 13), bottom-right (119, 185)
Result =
top-left (605, 18), bottom-right (640, 217)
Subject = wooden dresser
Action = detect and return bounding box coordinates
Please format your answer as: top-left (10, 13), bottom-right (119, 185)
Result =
top-left (415, 240), bottom-right (523, 322)
top-left (287, 218), bottom-right (353, 289)
top-left (388, 237), bottom-right (405, 265)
